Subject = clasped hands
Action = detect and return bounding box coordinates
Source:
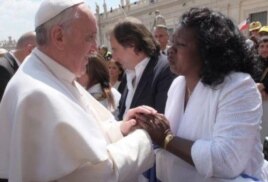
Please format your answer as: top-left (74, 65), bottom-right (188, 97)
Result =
top-left (121, 105), bottom-right (171, 148)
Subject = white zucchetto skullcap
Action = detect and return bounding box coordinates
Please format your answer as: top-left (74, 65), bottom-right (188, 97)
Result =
top-left (35, 0), bottom-right (85, 28)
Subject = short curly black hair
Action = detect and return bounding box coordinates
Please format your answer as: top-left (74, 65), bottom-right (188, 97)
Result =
top-left (179, 8), bottom-right (261, 86)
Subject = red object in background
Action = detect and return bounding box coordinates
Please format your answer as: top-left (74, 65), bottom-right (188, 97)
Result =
top-left (238, 18), bottom-right (250, 31)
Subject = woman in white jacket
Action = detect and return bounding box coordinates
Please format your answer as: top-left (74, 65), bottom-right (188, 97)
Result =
top-left (137, 7), bottom-right (268, 182)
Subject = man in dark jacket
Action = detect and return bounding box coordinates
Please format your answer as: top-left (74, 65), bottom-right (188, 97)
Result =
top-left (110, 16), bottom-right (175, 182)
top-left (0, 31), bottom-right (36, 101)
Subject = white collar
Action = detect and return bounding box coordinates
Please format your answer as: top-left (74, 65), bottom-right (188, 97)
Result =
top-left (125, 57), bottom-right (150, 87)
top-left (33, 48), bottom-right (76, 84)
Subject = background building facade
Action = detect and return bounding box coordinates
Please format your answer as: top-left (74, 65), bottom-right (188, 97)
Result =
top-left (0, 36), bottom-right (16, 51)
top-left (96, 0), bottom-right (268, 47)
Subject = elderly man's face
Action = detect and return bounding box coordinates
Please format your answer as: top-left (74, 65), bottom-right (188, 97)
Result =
top-left (153, 27), bottom-right (169, 51)
top-left (63, 4), bottom-right (97, 77)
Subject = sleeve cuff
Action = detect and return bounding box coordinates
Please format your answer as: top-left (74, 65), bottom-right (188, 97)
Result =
top-left (191, 139), bottom-right (213, 177)
top-left (104, 121), bottom-right (124, 143)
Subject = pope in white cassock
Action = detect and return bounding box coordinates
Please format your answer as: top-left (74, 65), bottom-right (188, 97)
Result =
top-left (0, 0), bottom-right (154, 181)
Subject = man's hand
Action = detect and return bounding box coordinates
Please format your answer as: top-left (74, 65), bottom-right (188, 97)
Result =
top-left (120, 105), bottom-right (157, 136)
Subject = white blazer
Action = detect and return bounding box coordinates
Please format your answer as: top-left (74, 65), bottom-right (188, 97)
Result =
top-left (157, 73), bottom-right (268, 182)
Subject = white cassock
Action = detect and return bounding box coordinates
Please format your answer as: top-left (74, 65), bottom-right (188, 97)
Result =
top-left (0, 48), bottom-right (154, 182)
top-left (156, 73), bottom-right (268, 182)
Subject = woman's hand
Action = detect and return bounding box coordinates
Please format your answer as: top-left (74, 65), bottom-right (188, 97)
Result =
top-left (120, 105), bottom-right (157, 136)
top-left (136, 113), bottom-right (171, 147)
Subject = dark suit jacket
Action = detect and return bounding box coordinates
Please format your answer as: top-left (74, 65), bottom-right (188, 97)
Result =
top-left (0, 52), bottom-right (19, 101)
top-left (117, 54), bottom-right (176, 120)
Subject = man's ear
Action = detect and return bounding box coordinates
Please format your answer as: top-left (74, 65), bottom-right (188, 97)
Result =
top-left (50, 25), bottom-right (65, 50)
top-left (25, 44), bottom-right (35, 54)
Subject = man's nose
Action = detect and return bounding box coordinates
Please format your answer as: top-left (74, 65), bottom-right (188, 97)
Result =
top-left (112, 55), bottom-right (119, 62)
top-left (88, 41), bottom-right (98, 54)
top-left (91, 40), bottom-right (98, 51)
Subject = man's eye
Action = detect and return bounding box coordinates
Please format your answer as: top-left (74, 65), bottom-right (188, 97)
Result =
top-left (87, 35), bottom-right (96, 42)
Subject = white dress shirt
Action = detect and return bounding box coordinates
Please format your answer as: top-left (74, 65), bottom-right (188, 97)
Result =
top-left (112, 80), bottom-right (121, 90)
top-left (123, 57), bottom-right (150, 119)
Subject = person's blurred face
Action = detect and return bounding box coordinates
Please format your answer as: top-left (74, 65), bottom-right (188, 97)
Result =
top-left (153, 27), bottom-right (169, 51)
top-left (250, 29), bottom-right (260, 39)
top-left (167, 46), bottom-right (176, 70)
top-left (258, 41), bottom-right (268, 59)
top-left (108, 60), bottom-right (122, 80)
top-left (63, 4), bottom-right (97, 77)
top-left (110, 35), bottom-right (137, 70)
top-left (169, 26), bottom-right (202, 76)
top-left (20, 41), bottom-right (36, 63)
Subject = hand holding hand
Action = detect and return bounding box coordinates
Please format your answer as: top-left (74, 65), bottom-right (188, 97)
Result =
top-left (136, 113), bottom-right (171, 147)
top-left (124, 105), bottom-right (157, 121)
top-left (121, 105), bottom-right (157, 136)
top-left (120, 119), bottom-right (137, 136)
